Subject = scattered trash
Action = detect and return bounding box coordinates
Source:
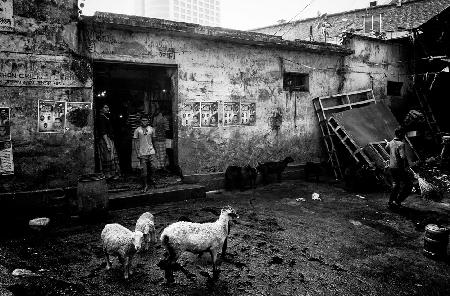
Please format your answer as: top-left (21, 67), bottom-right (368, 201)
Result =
top-left (28, 217), bottom-right (50, 231)
top-left (12, 269), bottom-right (36, 277)
top-left (349, 220), bottom-right (362, 226)
top-left (356, 195), bottom-right (365, 199)
top-left (312, 193), bottom-right (321, 201)
top-left (296, 198), bottom-right (306, 202)
top-left (415, 283), bottom-right (423, 287)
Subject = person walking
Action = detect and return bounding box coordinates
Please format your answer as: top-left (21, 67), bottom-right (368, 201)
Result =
top-left (385, 127), bottom-right (413, 209)
top-left (133, 115), bottom-right (157, 192)
top-left (97, 104), bottom-right (120, 180)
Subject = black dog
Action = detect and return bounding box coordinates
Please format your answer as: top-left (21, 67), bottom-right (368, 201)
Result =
top-left (224, 165), bottom-right (257, 191)
top-left (304, 161), bottom-right (323, 182)
top-left (257, 156), bottom-right (294, 185)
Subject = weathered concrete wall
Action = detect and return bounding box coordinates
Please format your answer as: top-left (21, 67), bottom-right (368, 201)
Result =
top-left (85, 24), bottom-right (352, 174)
top-left (342, 36), bottom-right (412, 116)
top-left (0, 0), bottom-right (93, 192)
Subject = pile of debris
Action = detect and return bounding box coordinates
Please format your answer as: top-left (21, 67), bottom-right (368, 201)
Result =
top-left (417, 158), bottom-right (450, 194)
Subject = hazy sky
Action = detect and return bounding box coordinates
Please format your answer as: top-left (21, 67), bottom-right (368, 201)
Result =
top-left (82, 0), bottom-right (391, 30)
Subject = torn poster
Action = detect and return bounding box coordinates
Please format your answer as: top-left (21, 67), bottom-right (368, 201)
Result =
top-left (201, 102), bottom-right (219, 127)
top-left (65, 102), bottom-right (92, 131)
top-left (240, 103), bottom-right (256, 126)
top-left (38, 100), bottom-right (66, 133)
top-left (0, 107), bottom-right (11, 142)
top-left (181, 102), bottom-right (200, 127)
top-left (0, 141), bottom-right (13, 175)
top-left (223, 102), bottom-right (240, 126)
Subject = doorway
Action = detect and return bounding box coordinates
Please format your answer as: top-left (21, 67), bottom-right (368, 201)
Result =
top-left (93, 61), bottom-right (178, 180)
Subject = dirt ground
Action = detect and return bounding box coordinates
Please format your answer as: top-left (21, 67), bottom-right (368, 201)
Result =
top-left (1, 180), bottom-right (449, 296)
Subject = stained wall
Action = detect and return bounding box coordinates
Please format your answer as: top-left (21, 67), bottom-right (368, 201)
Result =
top-left (0, 0), bottom-right (93, 191)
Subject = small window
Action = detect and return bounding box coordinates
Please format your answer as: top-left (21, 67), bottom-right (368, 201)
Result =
top-left (364, 14), bottom-right (382, 33)
top-left (283, 73), bottom-right (309, 92)
top-left (387, 81), bottom-right (403, 96)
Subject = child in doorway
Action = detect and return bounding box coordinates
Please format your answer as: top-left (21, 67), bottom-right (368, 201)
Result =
top-left (133, 115), bottom-right (157, 192)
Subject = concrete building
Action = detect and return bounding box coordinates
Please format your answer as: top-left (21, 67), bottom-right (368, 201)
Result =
top-left (0, 0), bottom-right (93, 191)
top-left (135, 0), bottom-right (221, 27)
top-left (253, 0), bottom-right (450, 44)
top-left (0, 0), bottom-right (418, 193)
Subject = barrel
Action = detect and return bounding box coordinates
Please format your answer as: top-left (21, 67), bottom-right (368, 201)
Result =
top-left (77, 173), bottom-right (108, 217)
top-left (423, 224), bottom-right (449, 259)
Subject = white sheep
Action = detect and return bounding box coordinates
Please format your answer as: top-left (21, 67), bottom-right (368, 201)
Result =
top-left (135, 212), bottom-right (156, 251)
top-left (160, 206), bottom-right (238, 282)
top-left (101, 223), bottom-right (144, 280)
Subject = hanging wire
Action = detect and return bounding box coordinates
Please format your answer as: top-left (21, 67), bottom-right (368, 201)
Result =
top-left (272, 0), bottom-right (317, 37)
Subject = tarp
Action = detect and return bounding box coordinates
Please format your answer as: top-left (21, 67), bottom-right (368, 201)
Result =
top-left (331, 103), bottom-right (398, 147)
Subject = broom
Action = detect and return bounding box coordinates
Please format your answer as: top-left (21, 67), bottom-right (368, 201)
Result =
top-left (409, 168), bottom-right (442, 201)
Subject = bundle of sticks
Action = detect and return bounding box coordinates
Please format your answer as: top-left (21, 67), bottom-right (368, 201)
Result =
top-left (410, 168), bottom-right (442, 201)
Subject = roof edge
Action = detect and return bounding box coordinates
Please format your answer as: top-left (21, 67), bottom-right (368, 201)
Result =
top-left (252, 0), bottom-right (433, 31)
top-left (81, 12), bottom-right (353, 55)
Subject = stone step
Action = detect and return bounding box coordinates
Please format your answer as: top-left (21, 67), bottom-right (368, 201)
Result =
top-left (108, 184), bottom-right (206, 210)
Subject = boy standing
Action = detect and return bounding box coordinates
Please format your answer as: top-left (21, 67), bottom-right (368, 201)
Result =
top-left (385, 127), bottom-right (413, 209)
top-left (133, 115), bottom-right (156, 192)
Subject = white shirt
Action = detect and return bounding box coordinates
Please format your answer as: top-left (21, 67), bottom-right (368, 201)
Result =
top-left (133, 126), bottom-right (155, 157)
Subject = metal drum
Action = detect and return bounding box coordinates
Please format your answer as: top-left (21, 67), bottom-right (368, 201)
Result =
top-left (77, 173), bottom-right (108, 218)
top-left (423, 224), bottom-right (449, 259)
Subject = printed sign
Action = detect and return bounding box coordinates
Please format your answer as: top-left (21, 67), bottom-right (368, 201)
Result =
top-left (0, 0), bottom-right (13, 32)
top-left (38, 100), bottom-right (66, 133)
top-left (241, 103), bottom-right (256, 126)
top-left (65, 102), bottom-right (92, 131)
top-left (181, 102), bottom-right (200, 127)
top-left (0, 107), bottom-right (11, 141)
top-left (201, 102), bottom-right (219, 127)
top-left (0, 56), bottom-right (91, 88)
top-left (223, 102), bottom-right (240, 126)
top-left (0, 141), bottom-right (14, 175)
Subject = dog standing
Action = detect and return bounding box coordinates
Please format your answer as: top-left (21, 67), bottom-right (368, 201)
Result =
top-left (257, 156), bottom-right (294, 185)
top-left (225, 165), bottom-right (257, 191)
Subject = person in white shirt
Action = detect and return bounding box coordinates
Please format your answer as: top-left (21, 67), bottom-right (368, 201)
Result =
top-left (133, 115), bottom-right (157, 192)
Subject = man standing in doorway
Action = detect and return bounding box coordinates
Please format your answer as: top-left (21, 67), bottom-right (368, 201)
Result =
top-left (97, 104), bottom-right (121, 180)
top-left (385, 127), bottom-right (413, 209)
top-left (134, 115), bottom-right (156, 192)
top-left (152, 108), bottom-right (170, 171)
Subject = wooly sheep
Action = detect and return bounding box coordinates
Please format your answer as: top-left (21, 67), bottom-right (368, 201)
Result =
top-left (225, 165), bottom-right (257, 191)
top-left (257, 156), bottom-right (294, 184)
top-left (135, 212), bottom-right (156, 251)
top-left (160, 206), bottom-right (238, 282)
top-left (101, 223), bottom-right (144, 280)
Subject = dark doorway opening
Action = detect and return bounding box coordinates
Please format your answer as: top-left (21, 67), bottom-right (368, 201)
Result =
top-left (93, 61), bottom-right (179, 185)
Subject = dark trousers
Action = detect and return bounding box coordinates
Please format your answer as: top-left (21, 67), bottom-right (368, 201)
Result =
top-left (389, 168), bottom-right (413, 204)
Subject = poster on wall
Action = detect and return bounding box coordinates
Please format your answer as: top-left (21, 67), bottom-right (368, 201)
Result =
top-left (38, 100), bottom-right (66, 133)
top-left (0, 141), bottom-right (14, 175)
top-left (200, 102), bottom-right (219, 127)
top-left (0, 0), bottom-right (14, 32)
top-left (181, 102), bottom-right (200, 127)
top-left (223, 102), bottom-right (240, 126)
top-left (0, 107), bottom-right (11, 142)
top-left (240, 103), bottom-right (256, 126)
top-left (65, 102), bottom-right (92, 131)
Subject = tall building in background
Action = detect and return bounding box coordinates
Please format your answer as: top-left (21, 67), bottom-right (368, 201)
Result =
top-left (135, 0), bottom-right (221, 27)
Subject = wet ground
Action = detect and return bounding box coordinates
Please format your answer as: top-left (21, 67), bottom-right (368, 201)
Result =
top-left (1, 180), bottom-right (449, 296)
